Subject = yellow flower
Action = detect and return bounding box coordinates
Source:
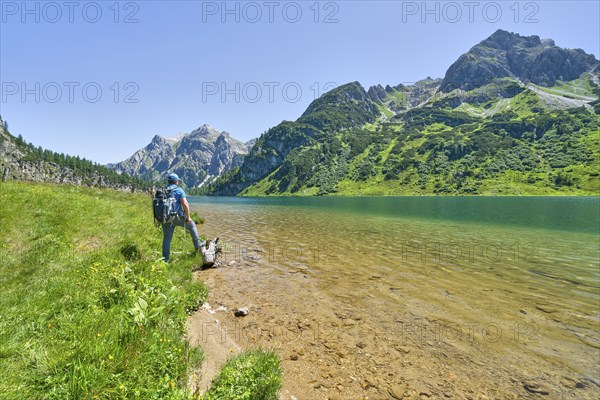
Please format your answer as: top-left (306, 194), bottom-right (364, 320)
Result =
top-left (119, 384), bottom-right (125, 390)
top-left (108, 355), bottom-right (114, 360)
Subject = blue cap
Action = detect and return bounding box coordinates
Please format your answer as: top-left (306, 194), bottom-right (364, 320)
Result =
top-left (167, 173), bottom-right (179, 182)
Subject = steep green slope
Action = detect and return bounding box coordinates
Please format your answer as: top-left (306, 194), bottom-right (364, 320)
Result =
top-left (241, 83), bottom-right (600, 196)
top-left (207, 30), bottom-right (600, 197)
top-left (207, 82), bottom-right (381, 195)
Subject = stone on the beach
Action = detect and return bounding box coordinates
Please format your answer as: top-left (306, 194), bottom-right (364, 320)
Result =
top-left (523, 381), bottom-right (550, 395)
top-left (234, 307), bottom-right (249, 317)
top-left (388, 384), bottom-right (404, 399)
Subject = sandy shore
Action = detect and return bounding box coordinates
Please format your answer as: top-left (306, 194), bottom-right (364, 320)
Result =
top-left (186, 256), bottom-right (599, 400)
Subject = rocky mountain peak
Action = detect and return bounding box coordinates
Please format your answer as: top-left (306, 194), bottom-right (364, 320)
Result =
top-left (483, 29), bottom-right (541, 50)
top-left (149, 133), bottom-right (184, 148)
top-left (111, 124), bottom-right (250, 187)
top-left (150, 134), bottom-right (168, 145)
top-left (440, 30), bottom-right (599, 92)
top-left (301, 82), bottom-right (373, 118)
top-left (189, 124), bottom-right (220, 139)
top-left (215, 131), bottom-right (232, 145)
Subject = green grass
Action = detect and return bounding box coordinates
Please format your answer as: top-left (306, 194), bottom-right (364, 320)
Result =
top-left (534, 74), bottom-right (598, 100)
top-left (0, 181), bottom-right (282, 399)
top-left (378, 104), bottom-right (395, 119)
top-left (455, 98), bottom-right (512, 117)
top-left (0, 182), bottom-right (206, 399)
top-left (202, 350), bottom-right (282, 400)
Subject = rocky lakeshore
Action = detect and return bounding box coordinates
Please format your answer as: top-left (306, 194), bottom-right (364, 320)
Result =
top-left (186, 257), bottom-right (599, 400)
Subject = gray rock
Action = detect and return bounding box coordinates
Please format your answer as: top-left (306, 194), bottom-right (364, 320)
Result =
top-left (234, 307), bottom-right (249, 317)
top-left (523, 381), bottom-right (550, 395)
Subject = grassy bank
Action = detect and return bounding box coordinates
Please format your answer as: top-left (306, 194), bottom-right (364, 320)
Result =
top-left (201, 350), bottom-right (282, 400)
top-left (0, 181), bottom-right (281, 399)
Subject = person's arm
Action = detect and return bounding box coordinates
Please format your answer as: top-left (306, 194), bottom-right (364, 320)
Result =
top-left (181, 197), bottom-right (191, 223)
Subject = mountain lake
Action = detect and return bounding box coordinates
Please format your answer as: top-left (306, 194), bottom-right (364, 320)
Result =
top-left (188, 196), bottom-right (600, 399)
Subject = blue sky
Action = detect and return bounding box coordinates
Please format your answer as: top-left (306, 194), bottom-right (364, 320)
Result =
top-left (1, 1), bottom-right (599, 164)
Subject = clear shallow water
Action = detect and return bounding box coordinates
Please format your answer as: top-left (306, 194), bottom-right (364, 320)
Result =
top-left (190, 196), bottom-right (600, 304)
top-left (189, 196), bottom-right (600, 375)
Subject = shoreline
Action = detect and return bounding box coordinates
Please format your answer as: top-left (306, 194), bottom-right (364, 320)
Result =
top-left (186, 257), bottom-right (600, 399)
top-left (185, 197), bottom-right (599, 399)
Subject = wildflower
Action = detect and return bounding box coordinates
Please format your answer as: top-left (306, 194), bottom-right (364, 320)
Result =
top-left (108, 355), bottom-right (114, 360)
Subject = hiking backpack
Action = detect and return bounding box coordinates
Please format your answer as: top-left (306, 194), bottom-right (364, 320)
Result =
top-left (152, 187), bottom-right (178, 224)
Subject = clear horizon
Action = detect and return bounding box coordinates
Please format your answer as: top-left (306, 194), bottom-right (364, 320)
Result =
top-left (1, 1), bottom-right (599, 164)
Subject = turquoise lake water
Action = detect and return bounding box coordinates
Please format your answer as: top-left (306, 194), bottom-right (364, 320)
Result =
top-left (189, 195), bottom-right (600, 377)
top-left (191, 196), bottom-right (600, 233)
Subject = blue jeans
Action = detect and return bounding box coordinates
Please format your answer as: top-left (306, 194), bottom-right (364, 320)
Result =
top-left (162, 216), bottom-right (201, 262)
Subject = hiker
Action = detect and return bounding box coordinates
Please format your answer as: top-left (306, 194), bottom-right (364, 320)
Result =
top-left (161, 173), bottom-right (202, 262)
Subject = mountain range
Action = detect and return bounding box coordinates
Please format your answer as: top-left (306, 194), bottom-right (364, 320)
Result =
top-left (195, 29), bottom-right (599, 196)
top-left (3, 29), bottom-right (599, 195)
top-left (110, 125), bottom-right (254, 187)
